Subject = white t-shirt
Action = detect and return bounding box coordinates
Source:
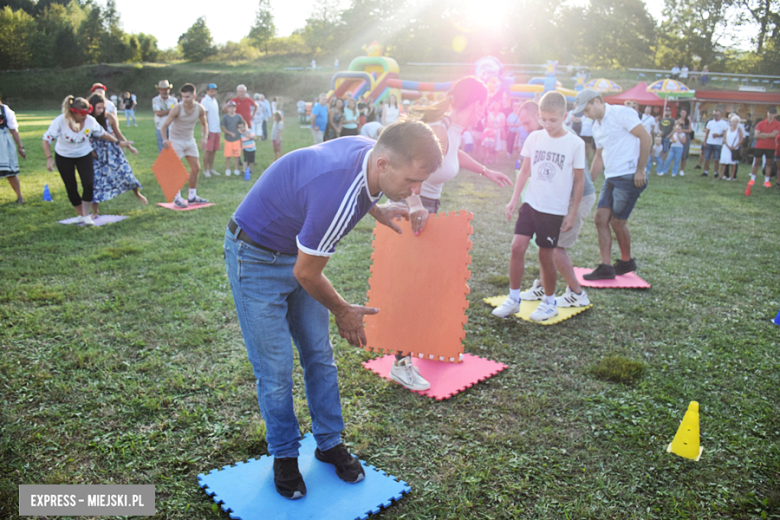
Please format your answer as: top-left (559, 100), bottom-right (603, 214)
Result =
top-left (297, 100), bottom-right (306, 114)
top-left (420, 120), bottom-right (464, 200)
top-left (43, 114), bottom-right (105, 158)
top-left (461, 129), bottom-right (474, 145)
top-left (705, 119), bottom-right (730, 146)
top-left (580, 116), bottom-right (593, 137)
top-left (360, 121), bottom-right (383, 140)
top-left (384, 105), bottom-right (400, 125)
top-left (2, 105), bottom-right (19, 130)
top-left (640, 114), bottom-right (655, 135)
top-left (680, 66), bottom-right (689, 79)
top-left (152, 95), bottom-right (178, 131)
top-left (520, 129), bottom-right (586, 216)
top-left (592, 104), bottom-right (642, 178)
top-left (200, 94), bottom-right (221, 133)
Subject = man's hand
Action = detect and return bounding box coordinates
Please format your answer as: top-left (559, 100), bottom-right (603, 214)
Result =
top-left (634, 169), bottom-right (647, 188)
top-left (561, 213), bottom-right (575, 233)
top-left (371, 202), bottom-right (409, 234)
top-left (162, 139), bottom-right (170, 150)
top-left (334, 304), bottom-right (379, 347)
top-left (200, 137), bottom-right (208, 149)
top-left (410, 207), bottom-right (428, 235)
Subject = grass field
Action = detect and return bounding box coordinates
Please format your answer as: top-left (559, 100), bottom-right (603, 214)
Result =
top-left (1, 111), bottom-right (779, 520)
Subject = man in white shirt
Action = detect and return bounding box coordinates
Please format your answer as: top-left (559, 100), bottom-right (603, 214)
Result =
top-left (640, 106), bottom-right (656, 137)
top-left (671, 66), bottom-right (681, 80)
top-left (359, 121), bottom-right (383, 140)
top-left (297, 100), bottom-right (307, 124)
top-left (680, 66), bottom-right (689, 80)
top-left (701, 110), bottom-right (729, 177)
top-left (574, 89), bottom-right (652, 280)
top-left (152, 79), bottom-right (178, 153)
top-left (200, 83), bottom-right (221, 177)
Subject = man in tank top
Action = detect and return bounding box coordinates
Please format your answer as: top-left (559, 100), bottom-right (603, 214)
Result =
top-left (160, 83), bottom-right (209, 208)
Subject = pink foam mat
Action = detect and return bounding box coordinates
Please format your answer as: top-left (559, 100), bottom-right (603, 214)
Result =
top-left (362, 353), bottom-right (507, 401)
top-left (574, 267), bottom-right (651, 289)
top-left (157, 202), bottom-right (215, 211)
top-left (58, 215), bottom-right (128, 226)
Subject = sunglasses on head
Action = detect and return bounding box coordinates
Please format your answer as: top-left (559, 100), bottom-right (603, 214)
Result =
top-left (69, 105), bottom-right (93, 116)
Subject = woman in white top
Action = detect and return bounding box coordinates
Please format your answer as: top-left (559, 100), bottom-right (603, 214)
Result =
top-left (659, 123), bottom-right (687, 177)
top-left (388, 77), bottom-right (513, 393)
top-left (0, 96), bottom-right (26, 204)
top-left (43, 96), bottom-right (131, 225)
top-left (719, 115), bottom-right (744, 181)
top-left (382, 94), bottom-right (400, 126)
top-left (408, 77), bottom-right (513, 233)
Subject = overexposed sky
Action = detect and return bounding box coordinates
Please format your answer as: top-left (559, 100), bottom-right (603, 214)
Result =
top-left (116, 0), bottom-right (665, 50)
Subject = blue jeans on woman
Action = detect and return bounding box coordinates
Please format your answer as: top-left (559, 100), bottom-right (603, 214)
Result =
top-left (661, 146), bottom-right (683, 176)
top-left (224, 224), bottom-right (344, 458)
top-left (124, 109), bottom-right (136, 126)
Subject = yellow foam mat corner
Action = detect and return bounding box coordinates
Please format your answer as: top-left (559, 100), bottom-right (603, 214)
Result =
top-left (483, 295), bottom-right (592, 325)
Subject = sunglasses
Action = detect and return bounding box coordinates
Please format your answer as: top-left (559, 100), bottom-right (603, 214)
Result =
top-left (69, 105), bottom-right (93, 116)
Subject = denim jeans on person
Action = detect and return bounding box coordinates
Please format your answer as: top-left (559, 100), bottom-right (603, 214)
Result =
top-left (155, 128), bottom-right (169, 153)
top-left (125, 109), bottom-right (136, 125)
top-left (646, 154), bottom-right (662, 174)
top-left (661, 146), bottom-right (683, 176)
top-left (597, 173), bottom-right (647, 220)
top-left (223, 225), bottom-right (344, 458)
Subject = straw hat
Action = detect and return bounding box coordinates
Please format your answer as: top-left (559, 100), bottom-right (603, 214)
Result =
top-left (155, 80), bottom-right (173, 90)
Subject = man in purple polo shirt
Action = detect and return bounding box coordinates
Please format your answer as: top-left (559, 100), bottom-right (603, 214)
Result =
top-left (224, 121), bottom-right (442, 500)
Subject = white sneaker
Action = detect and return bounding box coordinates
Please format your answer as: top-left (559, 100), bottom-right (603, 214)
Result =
top-left (390, 356), bottom-right (430, 391)
top-left (225, 169), bottom-right (231, 176)
top-left (657, 171), bottom-right (665, 176)
top-left (529, 300), bottom-right (558, 322)
top-left (210, 169), bottom-right (221, 176)
top-left (555, 287), bottom-right (590, 308)
top-left (679, 170), bottom-right (685, 176)
top-left (519, 279), bottom-right (545, 301)
top-left (80, 215), bottom-right (95, 226)
top-left (202, 169), bottom-right (211, 178)
top-left (491, 296), bottom-right (520, 318)
top-left (233, 170), bottom-right (241, 176)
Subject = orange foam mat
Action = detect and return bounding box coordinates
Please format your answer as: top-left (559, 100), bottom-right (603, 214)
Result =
top-left (363, 211), bottom-right (473, 362)
top-left (152, 147), bottom-right (189, 203)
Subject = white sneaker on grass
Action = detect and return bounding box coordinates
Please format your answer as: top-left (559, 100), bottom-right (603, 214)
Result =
top-left (202, 169), bottom-right (211, 178)
top-left (233, 170), bottom-right (241, 176)
top-left (225, 169), bottom-right (231, 176)
top-left (210, 169), bottom-right (221, 176)
top-left (529, 300), bottom-right (558, 322)
top-left (390, 356), bottom-right (430, 391)
top-left (520, 279), bottom-right (545, 301)
top-left (679, 170), bottom-right (685, 176)
top-left (555, 287), bottom-right (590, 308)
top-left (80, 215), bottom-right (95, 226)
top-left (491, 296), bottom-right (520, 318)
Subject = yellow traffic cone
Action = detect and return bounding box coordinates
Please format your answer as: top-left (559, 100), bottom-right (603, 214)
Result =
top-left (667, 401), bottom-right (703, 461)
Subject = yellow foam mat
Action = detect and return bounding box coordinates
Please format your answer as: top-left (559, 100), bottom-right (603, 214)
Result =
top-left (483, 295), bottom-right (592, 325)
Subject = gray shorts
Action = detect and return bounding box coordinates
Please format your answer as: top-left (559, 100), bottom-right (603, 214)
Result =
top-left (557, 192), bottom-right (597, 249)
top-left (171, 138), bottom-right (198, 159)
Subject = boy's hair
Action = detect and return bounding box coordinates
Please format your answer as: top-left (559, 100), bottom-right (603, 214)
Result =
top-left (518, 100), bottom-right (539, 116)
top-left (539, 91), bottom-right (566, 114)
top-left (237, 121), bottom-right (246, 128)
top-left (273, 111), bottom-right (283, 122)
top-left (180, 83), bottom-right (196, 95)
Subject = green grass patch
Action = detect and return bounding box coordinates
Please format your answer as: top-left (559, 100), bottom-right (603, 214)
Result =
top-left (589, 355), bottom-right (646, 384)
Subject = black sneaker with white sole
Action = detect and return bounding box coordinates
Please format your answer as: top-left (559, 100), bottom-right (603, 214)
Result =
top-left (613, 258), bottom-right (637, 276)
top-left (273, 457), bottom-right (306, 499)
top-left (188, 195), bottom-right (209, 204)
top-left (315, 444), bottom-right (365, 483)
top-left (582, 263), bottom-right (616, 280)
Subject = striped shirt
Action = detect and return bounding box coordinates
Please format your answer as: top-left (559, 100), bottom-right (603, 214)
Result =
top-left (240, 132), bottom-right (256, 151)
top-left (233, 136), bottom-right (381, 256)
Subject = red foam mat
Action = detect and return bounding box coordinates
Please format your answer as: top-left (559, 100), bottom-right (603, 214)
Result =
top-left (574, 267), bottom-right (651, 289)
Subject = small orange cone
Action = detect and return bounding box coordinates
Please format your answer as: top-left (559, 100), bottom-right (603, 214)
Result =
top-left (667, 401), bottom-right (703, 461)
top-left (745, 184), bottom-right (751, 196)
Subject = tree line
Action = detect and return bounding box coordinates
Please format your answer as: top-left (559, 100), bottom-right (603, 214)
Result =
top-left (1, 0), bottom-right (778, 74)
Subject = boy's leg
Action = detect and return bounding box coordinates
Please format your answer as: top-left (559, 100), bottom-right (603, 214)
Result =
top-left (553, 248), bottom-right (582, 294)
top-left (595, 207), bottom-right (613, 264)
top-left (538, 247), bottom-right (556, 296)
top-left (185, 155), bottom-right (200, 189)
top-left (509, 234), bottom-right (531, 291)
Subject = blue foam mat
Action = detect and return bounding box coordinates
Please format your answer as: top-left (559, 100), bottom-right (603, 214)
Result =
top-left (197, 434), bottom-right (411, 520)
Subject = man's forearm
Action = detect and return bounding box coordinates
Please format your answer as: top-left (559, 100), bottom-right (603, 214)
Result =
top-left (296, 270), bottom-right (350, 317)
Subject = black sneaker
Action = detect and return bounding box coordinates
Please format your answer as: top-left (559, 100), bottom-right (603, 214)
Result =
top-left (700, 172), bottom-right (708, 177)
top-left (273, 457), bottom-right (306, 499)
top-left (315, 444), bottom-right (365, 483)
top-left (614, 258), bottom-right (637, 276)
top-left (694, 165), bottom-right (701, 170)
top-left (582, 263), bottom-right (616, 280)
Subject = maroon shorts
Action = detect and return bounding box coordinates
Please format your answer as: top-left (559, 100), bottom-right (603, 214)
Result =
top-left (205, 132), bottom-right (221, 152)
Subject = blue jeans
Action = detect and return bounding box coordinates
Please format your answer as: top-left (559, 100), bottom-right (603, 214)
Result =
top-left (646, 154), bottom-right (661, 174)
top-left (661, 146), bottom-right (683, 176)
top-left (223, 225), bottom-right (344, 458)
top-left (597, 173), bottom-right (647, 220)
top-left (125, 109), bottom-right (136, 125)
